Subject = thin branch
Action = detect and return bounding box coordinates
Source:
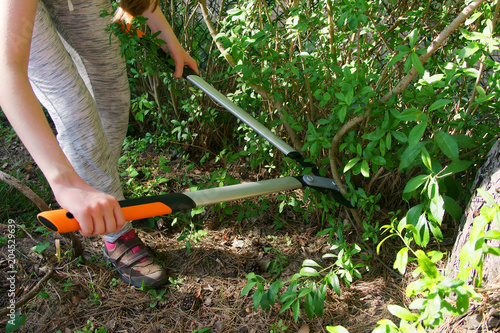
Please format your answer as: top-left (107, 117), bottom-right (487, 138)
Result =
top-left (380, 0), bottom-right (487, 103)
top-left (329, 115), bottom-right (365, 195)
top-left (0, 265), bottom-right (55, 317)
top-left (199, 0), bottom-right (236, 68)
top-left (0, 170), bottom-right (49, 212)
top-left (466, 60), bottom-right (486, 114)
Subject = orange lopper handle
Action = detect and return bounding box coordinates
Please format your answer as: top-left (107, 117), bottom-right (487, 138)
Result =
top-left (37, 193), bottom-right (196, 233)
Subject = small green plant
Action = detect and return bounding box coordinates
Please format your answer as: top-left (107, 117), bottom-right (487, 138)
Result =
top-left (327, 189), bottom-right (499, 333)
top-left (242, 246), bottom-right (370, 323)
top-left (74, 320), bottom-right (108, 333)
top-left (31, 242), bottom-right (50, 255)
top-left (87, 283), bottom-right (102, 306)
top-left (149, 288), bottom-right (167, 308)
top-left (270, 319), bottom-right (288, 332)
top-left (264, 247), bottom-right (288, 279)
top-left (109, 278), bottom-right (120, 287)
top-left (169, 276), bottom-right (185, 289)
top-left (177, 228), bottom-right (208, 253)
top-left (62, 278), bottom-right (73, 291)
top-left (38, 290), bottom-right (50, 299)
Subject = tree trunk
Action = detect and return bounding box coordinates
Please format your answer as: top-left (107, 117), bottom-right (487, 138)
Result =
top-left (445, 140), bottom-right (500, 285)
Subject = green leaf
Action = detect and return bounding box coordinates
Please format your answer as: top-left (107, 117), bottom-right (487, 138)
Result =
top-left (408, 28), bottom-right (419, 48)
top-left (371, 155), bottom-right (387, 166)
top-left (456, 292), bottom-right (469, 314)
top-left (408, 122), bottom-right (427, 147)
top-left (377, 233), bottom-right (396, 254)
top-left (326, 326), bottom-right (350, 333)
top-left (394, 247), bottom-right (409, 274)
top-left (465, 12), bottom-right (482, 25)
top-left (395, 108), bottom-right (429, 122)
top-left (428, 99), bottom-right (452, 112)
top-left (32, 242), bottom-right (50, 254)
top-left (485, 230), bottom-right (500, 240)
top-left (415, 214), bottom-right (430, 247)
top-left (268, 280), bottom-right (283, 306)
top-left (485, 247), bottom-right (500, 256)
top-left (387, 304), bottom-right (418, 321)
top-left (407, 204), bottom-right (423, 227)
top-left (297, 287), bottom-right (313, 298)
top-left (435, 131), bottom-right (459, 162)
top-left (338, 105), bottom-right (348, 123)
top-left (6, 313), bottom-right (27, 333)
top-left (477, 188), bottom-right (497, 207)
top-left (260, 291), bottom-right (271, 311)
top-left (411, 52), bottom-right (424, 75)
top-left (429, 220), bottom-right (443, 242)
top-left (444, 160), bottom-right (474, 175)
top-left (440, 277), bottom-right (463, 289)
top-left (365, 129), bottom-right (386, 141)
top-left (430, 194), bottom-right (445, 224)
top-left (361, 159), bottom-right (370, 177)
top-left (387, 51), bottom-right (408, 68)
top-left (328, 274), bottom-right (341, 296)
top-left (400, 142), bottom-right (425, 170)
top-left (303, 259), bottom-right (322, 268)
top-left (280, 299), bottom-right (295, 313)
top-left (304, 292), bottom-right (315, 319)
top-left (292, 299), bottom-right (300, 322)
top-left (416, 250), bottom-right (439, 279)
top-left (392, 131), bottom-right (408, 143)
top-left (300, 267), bottom-right (321, 277)
top-left (443, 196), bottom-right (463, 221)
top-left (409, 298), bottom-right (426, 310)
top-left (343, 157), bottom-right (360, 173)
top-left (421, 149), bottom-right (432, 170)
top-left (252, 288), bottom-right (263, 310)
top-left (427, 177), bottom-right (439, 200)
top-left (314, 284), bottom-right (326, 317)
top-left (403, 174), bottom-right (429, 195)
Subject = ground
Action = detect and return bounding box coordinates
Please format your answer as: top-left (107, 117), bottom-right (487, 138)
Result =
top-left (0, 119), bottom-right (498, 332)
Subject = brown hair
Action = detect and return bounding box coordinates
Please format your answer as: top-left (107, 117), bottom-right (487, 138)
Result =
top-left (113, 0), bottom-right (159, 23)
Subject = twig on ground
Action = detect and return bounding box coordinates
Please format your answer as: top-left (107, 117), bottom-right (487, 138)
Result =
top-left (0, 170), bottom-right (49, 212)
top-left (0, 264), bottom-right (55, 317)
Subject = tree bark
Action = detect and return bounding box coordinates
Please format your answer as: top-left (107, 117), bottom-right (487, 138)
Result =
top-left (445, 140), bottom-right (500, 285)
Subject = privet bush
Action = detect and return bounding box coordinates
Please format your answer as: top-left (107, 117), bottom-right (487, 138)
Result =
top-left (108, 0), bottom-right (499, 330)
top-left (208, 0), bottom-right (500, 330)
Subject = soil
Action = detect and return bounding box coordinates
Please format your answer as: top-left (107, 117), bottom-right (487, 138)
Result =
top-left (0, 124), bottom-right (498, 332)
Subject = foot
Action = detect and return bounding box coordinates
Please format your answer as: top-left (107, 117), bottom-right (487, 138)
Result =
top-left (103, 229), bottom-right (168, 288)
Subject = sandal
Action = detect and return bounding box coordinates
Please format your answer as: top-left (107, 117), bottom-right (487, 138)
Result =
top-left (103, 229), bottom-right (168, 288)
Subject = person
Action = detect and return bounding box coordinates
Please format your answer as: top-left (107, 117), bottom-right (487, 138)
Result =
top-left (0, 0), bottom-right (199, 287)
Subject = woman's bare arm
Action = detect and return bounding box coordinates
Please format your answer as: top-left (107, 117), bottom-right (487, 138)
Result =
top-left (0, 0), bottom-right (125, 236)
top-left (142, 5), bottom-right (199, 78)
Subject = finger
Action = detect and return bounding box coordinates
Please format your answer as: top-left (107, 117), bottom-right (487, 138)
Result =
top-left (187, 60), bottom-right (199, 75)
top-left (91, 212), bottom-right (106, 237)
top-left (88, 202), bottom-right (106, 236)
top-left (172, 58), bottom-right (183, 79)
top-left (102, 204), bottom-right (118, 235)
top-left (113, 203), bottom-right (126, 231)
top-left (173, 66), bottom-right (183, 79)
top-left (77, 211), bottom-right (94, 237)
